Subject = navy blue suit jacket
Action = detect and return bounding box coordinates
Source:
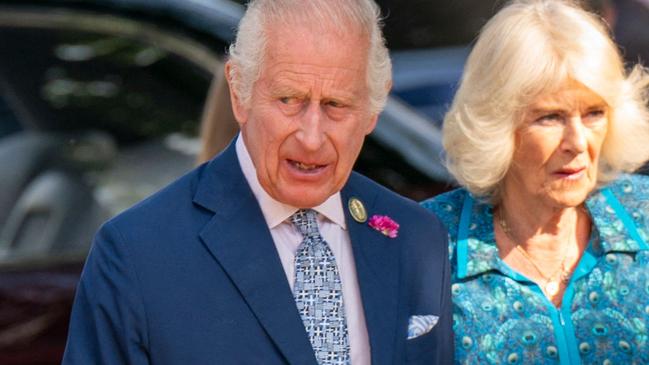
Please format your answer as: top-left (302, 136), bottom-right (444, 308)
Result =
top-left (62, 142), bottom-right (453, 364)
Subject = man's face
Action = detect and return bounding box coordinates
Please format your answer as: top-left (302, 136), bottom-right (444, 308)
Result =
top-left (228, 23), bottom-right (378, 208)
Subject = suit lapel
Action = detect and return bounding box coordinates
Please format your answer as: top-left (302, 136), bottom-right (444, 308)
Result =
top-left (342, 177), bottom-right (400, 365)
top-left (194, 143), bottom-right (317, 365)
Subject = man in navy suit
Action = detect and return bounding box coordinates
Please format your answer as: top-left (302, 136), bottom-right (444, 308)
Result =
top-left (62, 0), bottom-right (452, 364)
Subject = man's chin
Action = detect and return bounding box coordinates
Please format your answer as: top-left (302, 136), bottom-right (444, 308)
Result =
top-left (272, 188), bottom-right (335, 209)
top-left (283, 196), bottom-right (330, 209)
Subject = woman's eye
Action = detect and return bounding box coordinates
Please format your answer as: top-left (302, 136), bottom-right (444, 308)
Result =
top-left (536, 113), bottom-right (562, 124)
top-left (585, 109), bottom-right (605, 118)
top-left (583, 109), bottom-right (607, 127)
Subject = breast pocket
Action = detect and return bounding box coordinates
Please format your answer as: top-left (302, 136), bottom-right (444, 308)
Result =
top-left (405, 330), bottom-right (439, 363)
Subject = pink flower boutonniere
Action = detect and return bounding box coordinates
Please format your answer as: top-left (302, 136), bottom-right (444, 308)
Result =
top-left (368, 215), bottom-right (400, 238)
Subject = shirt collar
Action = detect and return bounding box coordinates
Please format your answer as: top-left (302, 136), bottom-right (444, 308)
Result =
top-left (455, 198), bottom-right (503, 279)
top-left (235, 135), bottom-right (347, 230)
top-left (458, 183), bottom-right (647, 279)
top-left (585, 182), bottom-right (648, 253)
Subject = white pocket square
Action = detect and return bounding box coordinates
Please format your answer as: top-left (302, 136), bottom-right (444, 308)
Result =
top-left (407, 314), bottom-right (439, 340)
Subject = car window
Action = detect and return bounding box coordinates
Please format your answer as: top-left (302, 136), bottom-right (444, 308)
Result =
top-left (0, 9), bottom-right (220, 264)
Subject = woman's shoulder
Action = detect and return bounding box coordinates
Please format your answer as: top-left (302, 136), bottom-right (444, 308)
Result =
top-left (591, 173), bottom-right (649, 233)
top-left (604, 173), bottom-right (649, 198)
top-left (421, 188), bottom-right (470, 236)
top-left (596, 174), bottom-right (649, 207)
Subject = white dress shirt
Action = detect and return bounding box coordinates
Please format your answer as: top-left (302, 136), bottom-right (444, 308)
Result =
top-left (236, 136), bottom-right (371, 365)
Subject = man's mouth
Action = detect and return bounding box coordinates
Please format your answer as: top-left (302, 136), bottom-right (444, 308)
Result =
top-left (288, 159), bottom-right (327, 173)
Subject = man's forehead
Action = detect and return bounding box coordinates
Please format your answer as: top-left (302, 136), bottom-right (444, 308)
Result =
top-left (260, 23), bottom-right (369, 71)
top-left (265, 70), bottom-right (365, 99)
top-left (266, 64), bottom-right (363, 81)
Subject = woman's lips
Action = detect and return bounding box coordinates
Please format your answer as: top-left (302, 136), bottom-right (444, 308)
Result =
top-left (554, 167), bottom-right (586, 180)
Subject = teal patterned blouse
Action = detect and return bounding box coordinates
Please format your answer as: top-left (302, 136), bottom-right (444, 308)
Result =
top-left (421, 174), bottom-right (649, 365)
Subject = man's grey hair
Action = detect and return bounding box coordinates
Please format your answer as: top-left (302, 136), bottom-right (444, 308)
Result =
top-left (227, 0), bottom-right (392, 115)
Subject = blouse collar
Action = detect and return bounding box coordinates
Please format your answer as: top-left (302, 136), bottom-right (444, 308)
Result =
top-left (458, 183), bottom-right (648, 280)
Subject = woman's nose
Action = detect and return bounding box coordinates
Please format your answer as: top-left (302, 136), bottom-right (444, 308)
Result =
top-left (561, 117), bottom-right (588, 154)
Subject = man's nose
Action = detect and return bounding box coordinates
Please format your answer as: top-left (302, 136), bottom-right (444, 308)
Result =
top-left (561, 116), bottom-right (588, 153)
top-left (296, 102), bottom-right (325, 151)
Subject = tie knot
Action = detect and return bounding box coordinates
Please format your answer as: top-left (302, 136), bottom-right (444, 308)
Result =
top-left (290, 209), bottom-right (320, 238)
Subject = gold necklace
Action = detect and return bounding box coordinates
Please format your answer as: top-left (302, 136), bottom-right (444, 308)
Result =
top-left (497, 209), bottom-right (571, 296)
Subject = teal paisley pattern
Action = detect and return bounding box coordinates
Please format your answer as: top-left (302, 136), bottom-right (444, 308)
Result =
top-left (422, 174), bottom-right (649, 364)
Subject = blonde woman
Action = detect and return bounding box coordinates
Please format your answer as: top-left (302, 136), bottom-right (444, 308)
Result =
top-left (422, 0), bottom-right (649, 363)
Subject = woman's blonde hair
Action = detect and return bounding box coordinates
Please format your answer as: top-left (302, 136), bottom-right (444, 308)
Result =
top-left (443, 0), bottom-right (649, 201)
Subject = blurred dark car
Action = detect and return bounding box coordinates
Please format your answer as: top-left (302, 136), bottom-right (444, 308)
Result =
top-left (0, 0), bottom-right (480, 363)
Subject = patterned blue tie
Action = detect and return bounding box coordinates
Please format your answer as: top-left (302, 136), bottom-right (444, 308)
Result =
top-left (291, 209), bottom-right (350, 365)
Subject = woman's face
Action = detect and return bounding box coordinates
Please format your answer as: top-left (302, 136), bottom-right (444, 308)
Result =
top-left (504, 80), bottom-right (609, 208)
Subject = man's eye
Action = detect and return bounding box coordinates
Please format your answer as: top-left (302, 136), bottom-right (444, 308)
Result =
top-left (325, 100), bottom-right (345, 108)
top-left (280, 97), bottom-right (299, 105)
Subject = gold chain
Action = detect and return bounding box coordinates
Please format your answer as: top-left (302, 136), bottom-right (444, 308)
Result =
top-left (496, 208), bottom-right (571, 287)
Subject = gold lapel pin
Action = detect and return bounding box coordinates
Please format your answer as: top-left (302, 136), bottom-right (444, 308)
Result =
top-left (348, 197), bottom-right (367, 223)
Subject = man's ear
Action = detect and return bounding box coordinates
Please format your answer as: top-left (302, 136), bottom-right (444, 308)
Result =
top-left (365, 113), bottom-right (379, 135)
top-left (224, 61), bottom-right (249, 125)
top-left (364, 80), bottom-right (392, 135)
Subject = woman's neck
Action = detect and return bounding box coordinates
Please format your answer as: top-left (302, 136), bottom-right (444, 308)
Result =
top-left (497, 194), bottom-right (582, 255)
top-left (495, 192), bottom-right (592, 305)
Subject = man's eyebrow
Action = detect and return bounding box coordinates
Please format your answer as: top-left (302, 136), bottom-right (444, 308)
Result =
top-left (269, 84), bottom-right (306, 97)
top-left (324, 93), bottom-right (359, 106)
